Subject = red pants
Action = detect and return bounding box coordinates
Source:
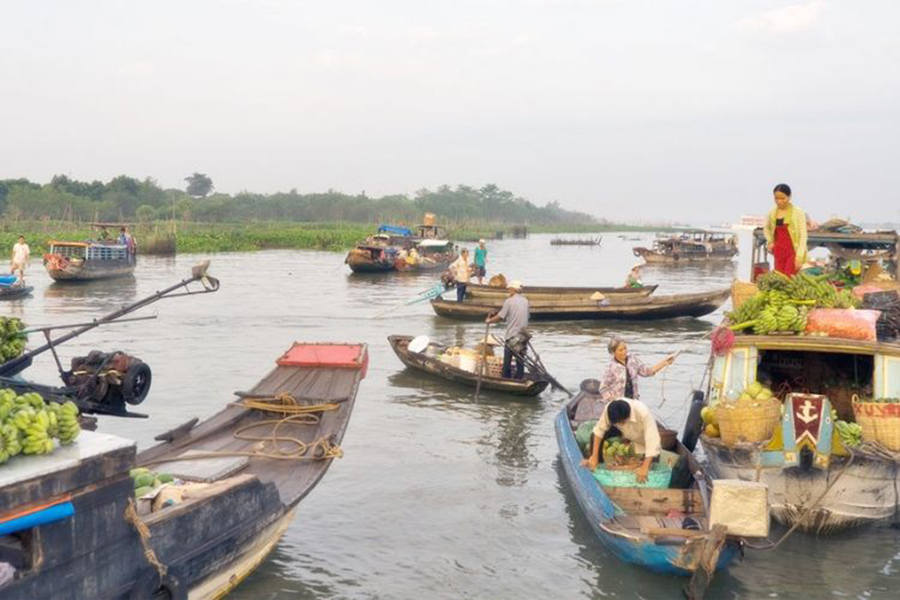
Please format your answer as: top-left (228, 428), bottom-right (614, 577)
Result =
top-left (773, 224), bottom-right (797, 276)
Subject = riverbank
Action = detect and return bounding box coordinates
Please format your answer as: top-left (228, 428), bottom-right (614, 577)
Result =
top-left (1, 220), bottom-right (673, 255)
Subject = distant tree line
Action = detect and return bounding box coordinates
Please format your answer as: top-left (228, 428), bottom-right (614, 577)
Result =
top-left (0, 175), bottom-right (597, 226)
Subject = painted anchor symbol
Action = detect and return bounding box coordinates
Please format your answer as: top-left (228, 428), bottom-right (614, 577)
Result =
top-left (797, 400), bottom-right (818, 424)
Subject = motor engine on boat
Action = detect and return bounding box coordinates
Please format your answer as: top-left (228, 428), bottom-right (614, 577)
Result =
top-left (62, 350), bottom-right (152, 416)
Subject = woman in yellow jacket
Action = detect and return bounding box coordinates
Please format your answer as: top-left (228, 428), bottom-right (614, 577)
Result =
top-left (764, 183), bottom-right (808, 276)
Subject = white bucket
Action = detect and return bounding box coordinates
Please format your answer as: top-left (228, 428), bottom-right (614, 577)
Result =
top-left (459, 355), bottom-right (478, 372)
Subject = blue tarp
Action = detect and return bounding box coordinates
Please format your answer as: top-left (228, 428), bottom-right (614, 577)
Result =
top-left (0, 275), bottom-right (18, 287)
top-left (377, 225), bottom-right (413, 237)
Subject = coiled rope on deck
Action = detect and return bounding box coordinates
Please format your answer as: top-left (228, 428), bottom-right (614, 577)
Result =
top-left (139, 392), bottom-right (345, 468)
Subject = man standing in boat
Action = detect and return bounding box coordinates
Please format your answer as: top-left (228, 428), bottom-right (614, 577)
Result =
top-left (474, 239), bottom-right (488, 285)
top-left (485, 280), bottom-right (530, 379)
top-left (450, 249), bottom-right (471, 302)
top-left (10, 235), bottom-right (30, 281)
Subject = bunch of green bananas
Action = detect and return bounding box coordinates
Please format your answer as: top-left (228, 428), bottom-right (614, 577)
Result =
top-left (831, 410), bottom-right (862, 448)
top-left (0, 317), bottom-right (27, 363)
top-left (0, 388), bottom-right (81, 464)
top-left (757, 271), bottom-right (793, 292)
top-left (727, 290), bottom-right (769, 324)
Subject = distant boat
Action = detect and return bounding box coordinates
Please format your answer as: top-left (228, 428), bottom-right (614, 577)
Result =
top-left (731, 215), bottom-right (766, 231)
top-left (633, 230), bottom-right (738, 264)
top-left (550, 236), bottom-right (602, 247)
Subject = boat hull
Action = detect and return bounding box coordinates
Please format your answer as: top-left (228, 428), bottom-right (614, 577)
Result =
top-left (388, 335), bottom-right (547, 396)
top-left (634, 248), bottom-right (738, 264)
top-left (701, 436), bottom-right (900, 533)
top-left (45, 262), bottom-right (135, 281)
top-left (555, 411), bottom-right (739, 575)
top-left (431, 289), bottom-right (730, 322)
top-left (465, 283), bottom-right (657, 301)
top-left (0, 285), bottom-right (33, 299)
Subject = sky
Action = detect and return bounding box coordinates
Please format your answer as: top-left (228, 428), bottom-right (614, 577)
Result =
top-left (2, 1), bottom-right (898, 223)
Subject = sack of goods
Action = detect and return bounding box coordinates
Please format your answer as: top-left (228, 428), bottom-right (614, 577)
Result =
top-left (852, 397), bottom-right (900, 452)
top-left (712, 382), bottom-right (781, 445)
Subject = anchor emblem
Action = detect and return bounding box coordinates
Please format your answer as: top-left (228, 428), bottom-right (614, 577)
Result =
top-left (796, 400), bottom-right (818, 424)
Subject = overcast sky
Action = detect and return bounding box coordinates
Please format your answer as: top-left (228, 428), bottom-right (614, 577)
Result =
top-left (2, 1), bottom-right (898, 223)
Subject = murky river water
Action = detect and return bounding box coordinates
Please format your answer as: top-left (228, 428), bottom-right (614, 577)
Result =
top-left (3, 233), bottom-right (899, 599)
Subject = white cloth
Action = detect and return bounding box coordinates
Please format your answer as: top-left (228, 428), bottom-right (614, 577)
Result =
top-left (592, 397), bottom-right (661, 458)
top-left (12, 242), bottom-right (29, 265)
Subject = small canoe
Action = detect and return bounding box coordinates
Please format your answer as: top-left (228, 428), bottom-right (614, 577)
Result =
top-left (556, 394), bottom-right (740, 579)
top-left (388, 335), bottom-right (549, 396)
top-left (466, 283), bottom-right (657, 301)
top-left (0, 283), bottom-right (33, 300)
top-left (432, 288), bottom-right (730, 322)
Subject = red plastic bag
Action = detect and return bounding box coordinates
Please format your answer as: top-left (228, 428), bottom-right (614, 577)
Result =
top-left (805, 308), bottom-right (881, 341)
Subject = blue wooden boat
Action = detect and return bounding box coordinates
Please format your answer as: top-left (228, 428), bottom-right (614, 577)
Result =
top-left (555, 393), bottom-right (741, 582)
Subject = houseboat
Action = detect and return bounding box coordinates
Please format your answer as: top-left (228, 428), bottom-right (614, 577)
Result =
top-left (633, 231), bottom-right (738, 264)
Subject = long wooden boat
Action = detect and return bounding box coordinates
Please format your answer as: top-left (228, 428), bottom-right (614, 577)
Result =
top-left (550, 237), bottom-right (602, 246)
top-left (693, 333), bottom-right (900, 534)
top-left (43, 240), bottom-right (135, 281)
top-left (634, 231), bottom-right (738, 264)
top-left (388, 335), bottom-right (548, 396)
top-left (556, 393), bottom-right (740, 580)
top-left (346, 224), bottom-right (457, 274)
top-left (432, 288), bottom-right (730, 322)
top-left (466, 282), bottom-right (657, 301)
top-left (0, 341), bottom-right (368, 599)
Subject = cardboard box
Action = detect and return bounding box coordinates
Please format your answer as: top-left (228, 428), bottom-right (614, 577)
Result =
top-left (709, 479), bottom-right (770, 538)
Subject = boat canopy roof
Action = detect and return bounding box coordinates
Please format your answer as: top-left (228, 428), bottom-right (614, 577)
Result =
top-left (417, 239), bottom-right (453, 248)
top-left (730, 334), bottom-right (900, 357)
top-left (378, 224), bottom-right (413, 237)
top-left (48, 241), bottom-right (90, 247)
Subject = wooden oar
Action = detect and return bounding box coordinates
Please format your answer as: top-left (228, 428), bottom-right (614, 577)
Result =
top-left (372, 281), bottom-right (448, 319)
top-left (475, 322), bottom-right (491, 399)
top-left (504, 338), bottom-right (573, 397)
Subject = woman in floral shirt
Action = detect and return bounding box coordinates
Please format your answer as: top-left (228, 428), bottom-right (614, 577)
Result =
top-left (599, 337), bottom-right (675, 401)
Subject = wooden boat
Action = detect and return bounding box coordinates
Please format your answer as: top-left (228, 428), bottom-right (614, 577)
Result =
top-left (345, 222), bottom-right (457, 274)
top-left (466, 282), bottom-right (657, 301)
top-left (0, 341), bottom-right (368, 599)
top-left (556, 392), bottom-right (740, 582)
top-left (0, 281), bottom-right (32, 300)
top-left (691, 333), bottom-right (900, 533)
top-left (388, 335), bottom-right (548, 396)
top-left (43, 240), bottom-right (135, 281)
top-left (550, 237), bottom-right (602, 246)
top-left (431, 288), bottom-right (730, 322)
top-left (634, 231), bottom-right (738, 264)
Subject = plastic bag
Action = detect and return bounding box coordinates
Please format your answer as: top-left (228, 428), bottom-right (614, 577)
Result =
top-left (852, 284), bottom-right (883, 300)
top-left (805, 308), bottom-right (881, 341)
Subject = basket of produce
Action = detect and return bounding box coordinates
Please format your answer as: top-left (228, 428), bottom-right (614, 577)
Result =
top-left (852, 397), bottom-right (900, 451)
top-left (592, 462), bottom-right (673, 489)
top-left (716, 383), bottom-right (782, 445)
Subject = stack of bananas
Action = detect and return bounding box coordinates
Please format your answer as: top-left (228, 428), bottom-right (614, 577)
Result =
top-left (730, 271), bottom-right (860, 335)
top-left (0, 317), bottom-right (27, 362)
top-left (0, 388), bottom-right (81, 465)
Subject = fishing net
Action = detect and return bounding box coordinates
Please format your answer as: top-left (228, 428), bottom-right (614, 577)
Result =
top-left (710, 326), bottom-right (735, 356)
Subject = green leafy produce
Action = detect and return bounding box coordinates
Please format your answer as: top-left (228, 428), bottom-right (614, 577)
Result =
top-left (832, 410), bottom-right (862, 448)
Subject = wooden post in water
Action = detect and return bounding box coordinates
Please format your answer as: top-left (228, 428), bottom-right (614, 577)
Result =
top-left (684, 524), bottom-right (727, 600)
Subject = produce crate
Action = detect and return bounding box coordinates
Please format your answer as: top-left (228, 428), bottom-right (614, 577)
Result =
top-left (852, 400), bottom-right (900, 451)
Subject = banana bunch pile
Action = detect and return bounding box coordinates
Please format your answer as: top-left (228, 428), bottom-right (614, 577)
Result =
top-left (0, 317), bottom-right (27, 362)
top-left (0, 388), bottom-right (81, 465)
top-left (758, 271), bottom-right (859, 309)
top-left (831, 409), bottom-right (862, 448)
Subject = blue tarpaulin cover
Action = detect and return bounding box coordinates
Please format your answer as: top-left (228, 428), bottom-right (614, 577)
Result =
top-left (377, 225), bottom-right (413, 237)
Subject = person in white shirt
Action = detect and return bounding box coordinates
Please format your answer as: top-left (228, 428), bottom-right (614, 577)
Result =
top-left (581, 398), bottom-right (661, 483)
top-left (450, 249), bottom-right (471, 302)
top-left (10, 236), bottom-right (30, 280)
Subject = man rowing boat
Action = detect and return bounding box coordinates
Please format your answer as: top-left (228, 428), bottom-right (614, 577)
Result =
top-left (485, 280), bottom-right (530, 379)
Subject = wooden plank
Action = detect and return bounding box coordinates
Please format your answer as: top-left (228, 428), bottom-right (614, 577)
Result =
top-left (604, 487), bottom-right (702, 516)
top-left (644, 527), bottom-right (706, 538)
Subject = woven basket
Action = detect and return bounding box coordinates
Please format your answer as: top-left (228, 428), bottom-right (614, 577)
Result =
top-left (716, 399), bottom-right (781, 445)
top-left (852, 399), bottom-right (900, 451)
top-left (731, 279), bottom-right (760, 310)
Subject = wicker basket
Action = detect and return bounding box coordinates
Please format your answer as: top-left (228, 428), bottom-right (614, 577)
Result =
top-left (716, 399), bottom-right (782, 445)
top-left (852, 399), bottom-right (900, 451)
top-left (731, 279), bottom-right (760, 310)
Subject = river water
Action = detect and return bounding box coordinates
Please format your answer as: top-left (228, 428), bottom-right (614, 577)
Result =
top-left (4, 233), bottom-right (899, 599)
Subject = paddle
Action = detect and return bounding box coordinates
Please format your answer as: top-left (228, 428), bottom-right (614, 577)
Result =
top-left (474, 322), bottom-right (491, 399)
top-left (373, 281), bottom-right (448, 319)
top-left (503, 338), bottom-right (573, 397)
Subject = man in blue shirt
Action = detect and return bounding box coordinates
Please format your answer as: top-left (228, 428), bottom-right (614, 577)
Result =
top-left (473, 239), bottom-right (488, 285)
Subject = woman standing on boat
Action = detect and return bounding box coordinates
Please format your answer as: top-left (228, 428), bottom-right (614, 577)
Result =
top-left (599, 337), bottom-right (674, 401)
top-left (764, 183), bottom-right (808, 276)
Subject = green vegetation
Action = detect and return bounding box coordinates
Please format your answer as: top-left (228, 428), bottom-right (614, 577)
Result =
top-left (0, 175), bottom-right (668, 254)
